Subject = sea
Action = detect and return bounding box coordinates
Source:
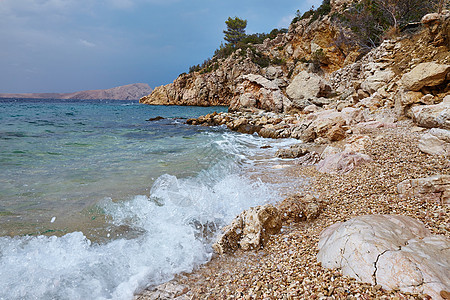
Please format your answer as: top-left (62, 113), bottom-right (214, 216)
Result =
top-left (0, 98), bottom-right (301, 300)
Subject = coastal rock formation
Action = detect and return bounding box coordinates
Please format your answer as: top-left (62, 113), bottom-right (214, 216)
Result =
top-left (0, 83), bottom-right (153, 101)
top-left (140, 53), bottom-right (261, 106)
top-left (286, 71), bottom-right (333, 101)
top-left (397, 175), bottom-right (450, 205)
top-left (229, 74), bottom-right (291, 113)
top-left (212, 204), bottom-right (281, 254)
top-left (317, 215), bottom-right (450, 299)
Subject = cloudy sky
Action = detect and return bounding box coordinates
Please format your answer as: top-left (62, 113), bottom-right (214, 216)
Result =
top-left (0, 0), bottom-right (321, 93)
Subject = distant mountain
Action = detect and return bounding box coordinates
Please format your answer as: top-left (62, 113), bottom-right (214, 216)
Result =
top-left (0, 83), bottom-right (153, 100)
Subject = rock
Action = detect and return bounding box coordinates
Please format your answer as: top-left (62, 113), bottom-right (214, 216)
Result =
top-left (276, 145), bottom-right (309, 158)
top-left (326, 123), bottom-right (346, 141)
top-left (401, 63), bottom-right (450, 91)
top-left (317, 215), bottom-right (450, 299)
top-left (316, 151), bottom-right (372, 173)
top-left (421, 13), bottom-right (441, 25)
top-left (320, 145), bottom-right (342, 159)
top-left (411, 95), bottom-right (450, 129)
top-left (212, 204), bottom-right (281, 254)
top-left (418, 128), bottom-right (450, 156)
top-left (136, 282), bottom-right (189, 300)
top-left (278, 195), bottom-right (322, 223)
top-left (295, 151), bottom-right (321, 166)
top-left (286, 71), bottom-right (333, 101)
top-left (229, 74), bottom-right (292, 113)
top-left (398, 175), bottom-right (450, 205)
top-left (343, 135), bottom-right (372, 153)
top-left (361, 69), bottom-right (395, 94)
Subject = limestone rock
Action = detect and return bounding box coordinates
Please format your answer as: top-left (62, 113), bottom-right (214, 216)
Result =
top-left (229, 74), bottom-right (292, 113)
top-left (398, 175), bottom-right (450, 205)
top-left (401, 63), bottom-right (450, 91)
top-left (286, 71), bottom-right (333, 101)
top-left (361, 69), bottom-right (395, 94)
top-left (421, 13), bottom-right (441, 25)
top-left (278, 195), bottom-right (322, 223)
top-left (136, 282), bottom-right (189, 300)
top-left (317, 215), bottom-right (450, 299)
top-left (411, 95), bottom-right (450, 129)
top-left (276, 145), bottom-right (309, 158)
top-left (212, 204), bottom-right (281, 254)
top-left (419, 128), bottom-right (450, 156)
top-left (316, 151), bottom-right (372, 173)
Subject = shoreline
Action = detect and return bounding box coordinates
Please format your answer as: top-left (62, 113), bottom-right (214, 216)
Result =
top-left (136, 120), bottom-right (449, 299)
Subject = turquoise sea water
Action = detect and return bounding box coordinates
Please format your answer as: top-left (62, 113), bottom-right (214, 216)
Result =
top-left (0, 99), bottom-right (298, 299)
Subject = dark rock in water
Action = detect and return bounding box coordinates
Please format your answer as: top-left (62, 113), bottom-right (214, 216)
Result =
top-left (276, 144), bottom-right (309, 158)
top-left (147, 116), bottom-right (164, 122)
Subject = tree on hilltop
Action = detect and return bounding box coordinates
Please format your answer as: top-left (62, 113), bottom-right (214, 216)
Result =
top-left (223, 17), bottom-right (247, 46)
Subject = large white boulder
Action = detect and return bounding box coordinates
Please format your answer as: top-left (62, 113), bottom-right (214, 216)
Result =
top-left (318, 215), bottom-right (450, 299)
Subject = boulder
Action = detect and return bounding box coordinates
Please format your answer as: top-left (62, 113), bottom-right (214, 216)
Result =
top-left (276, 145), bottom-right (309, 158)
top-left (229, 74), bottom-right (292, 113)
top-left (361, 69), bottom-right (395, 94)
top-left (401, 63), bottom-right (450, 91)
top-left (418, 128), bottom-right (450, 156)
top-left (398, 175), bottom-right (450, 205)
top-left (212, 204), bottom-right (281, 254)
top-left (411, 95), bottom-right (450, 129)
top-left (316, 151), bottom-right (372, 173)
top-left (286, 71), bottom-right (333, 100)
top-left (136, 282), bottom-right (189, 300)
top-left (277, 195), bottom-right (322, 223)
top-left (318, 215), bottom-right (450, 299)
top-left (421, 13), bottom-right (441, 25)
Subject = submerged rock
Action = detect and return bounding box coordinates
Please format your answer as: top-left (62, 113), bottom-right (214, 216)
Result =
top-left (317, 215), bottom-right (450, 299)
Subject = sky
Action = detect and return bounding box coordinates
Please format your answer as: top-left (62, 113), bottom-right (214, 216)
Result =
top-left (0, 0), bottom-right (322, 93)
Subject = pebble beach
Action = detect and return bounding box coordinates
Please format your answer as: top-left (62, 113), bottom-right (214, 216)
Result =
top-left (137, 120), bottom-right (449, 299)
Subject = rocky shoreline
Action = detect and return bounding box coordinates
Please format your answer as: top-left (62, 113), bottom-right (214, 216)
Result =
top-left (136, 9), bottom-right (450, 300)
top-left (136, 120), bottom-right (449, 299)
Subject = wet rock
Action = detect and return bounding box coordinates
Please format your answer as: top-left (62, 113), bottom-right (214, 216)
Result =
top-left (146, 116), bottom-right (164, 122)
top-left (418, 128), bottom-right (450, 156)
top-left (295, 151), bottom-right (321, 166)
top-left (398, 175), bottom-right (450, 205)
top-left (212, 204), bottom-right (282, 254)
top-left (401, 62), bottom-right (450, 92)
top-left (317, 215), bottom-right (450, 299)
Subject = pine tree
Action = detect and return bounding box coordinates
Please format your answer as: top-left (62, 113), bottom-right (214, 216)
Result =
top-left (223, 17), bottom-right (247, 46)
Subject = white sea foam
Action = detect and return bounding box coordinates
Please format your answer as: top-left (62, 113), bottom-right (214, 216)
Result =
top-left (0, 132), bottom-right (290, 300)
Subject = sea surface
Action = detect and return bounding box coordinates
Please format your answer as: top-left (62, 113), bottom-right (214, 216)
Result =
top-left (0, 99), bottom-right (299, 299)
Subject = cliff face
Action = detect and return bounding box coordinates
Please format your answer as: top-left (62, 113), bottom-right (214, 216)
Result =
top-left (140, 13), bottom-right (360, 106)
top-left (0, 83), bottom-right (153, 100)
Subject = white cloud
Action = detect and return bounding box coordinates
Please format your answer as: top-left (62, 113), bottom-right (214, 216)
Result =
top-left (80, 39), bottom-right (96, 47)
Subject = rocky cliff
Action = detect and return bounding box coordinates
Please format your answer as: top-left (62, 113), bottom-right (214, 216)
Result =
top-left (0, 83), bottom-right (153, 100)
top-left (139, 6), bottom-right (361, 106)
